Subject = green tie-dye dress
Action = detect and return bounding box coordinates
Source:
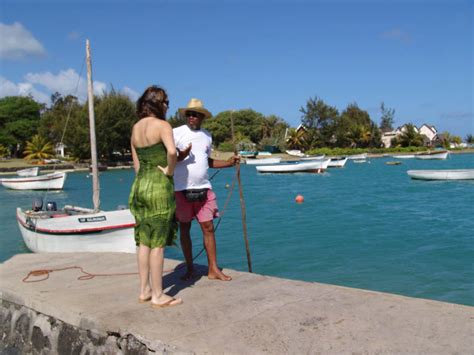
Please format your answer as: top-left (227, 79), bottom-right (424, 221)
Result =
top-left (128, 143), bottom-right (177, 248)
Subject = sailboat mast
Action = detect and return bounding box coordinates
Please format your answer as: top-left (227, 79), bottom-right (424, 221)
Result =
top-left (86, 39), bottom-right (100, 212)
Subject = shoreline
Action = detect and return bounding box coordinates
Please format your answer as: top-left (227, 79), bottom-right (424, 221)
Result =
top-left (1, 149), bottom-right (472, 175)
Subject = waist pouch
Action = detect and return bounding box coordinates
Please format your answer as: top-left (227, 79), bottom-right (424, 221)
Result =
top-left (183, 188), bottom-right (208, 202)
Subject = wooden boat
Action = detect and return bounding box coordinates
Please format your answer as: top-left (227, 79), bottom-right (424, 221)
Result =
top-left (386, 161), bottom-right (402, 165)
top-left (392, 154), bottom-right (415, 159)
top-left (347, 153), bottom-right (367, 160)
top-left (16, 40), bottom-right (136, 254)
top-left (17, 167), bottom-right (39, 177)
top-left (415, 150), bottom-right (449, 160)
top-left (2, 171), bottom-right (66, 190)
top-left (407, 169), bottom-right (474, 180)
top-left (245, 157), bottom-right (281, 165)
top-left (256, 159), bottom-right (330, 173)
top-left (328, 157), bottom-right (348, 168)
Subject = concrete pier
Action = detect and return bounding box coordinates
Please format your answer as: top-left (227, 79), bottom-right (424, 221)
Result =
top-left (1, 253), bottom-right (473, 354)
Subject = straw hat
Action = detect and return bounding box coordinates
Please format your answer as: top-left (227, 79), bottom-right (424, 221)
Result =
top-left (178, 98), bottom-right (212, 119)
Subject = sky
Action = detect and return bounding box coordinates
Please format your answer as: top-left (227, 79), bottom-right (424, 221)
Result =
top-left (0, 0), bottom-right (472, 138)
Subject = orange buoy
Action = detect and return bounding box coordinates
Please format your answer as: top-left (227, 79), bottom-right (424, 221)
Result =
top-left (295, 194), bottom-right (304, 203)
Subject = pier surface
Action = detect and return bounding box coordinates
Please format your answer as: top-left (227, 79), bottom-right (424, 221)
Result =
top-left (1, 253), bottom-right (472, 354)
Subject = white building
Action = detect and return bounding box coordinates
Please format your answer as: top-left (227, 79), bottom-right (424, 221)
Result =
top-left (381, 124), bottom-right (437, 148)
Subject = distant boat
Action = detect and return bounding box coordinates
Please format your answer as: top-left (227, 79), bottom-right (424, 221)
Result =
top-left (245, 157), bottom-right (281, 165)
top-left (392, 154), bottom-right (415, 159)
top-left (300, 154), bottom-right (326, 161)
top-left (239, 150), bottom-right (258, 158)
top-left (1, 171), bottom-right (67, 190)
top-left (407, 169), bottom-right (474, 180)
top-left (352, 159), bottom-right (367, 164)
top-left (415, 150), bottom-right (449, 160)
top-left (347, 153), bottom-right (368, 160)
top-left (386, 161), bottom-right (402, 165)
top-left (256, 159), bottom-right (330, 173)
top-left (285, 150), bottom-right (306, 157)
top-left (16, 167), bottom-right (39, 177)
top-left (327, 157), bottom-right (348, 168)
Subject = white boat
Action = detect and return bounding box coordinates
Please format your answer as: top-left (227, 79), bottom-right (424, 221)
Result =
top-left (245, 157), bottom-right (281, 165)
top-left (285, 149), bottom-right (306, 157)
top-left (17, 167), bottom-right (39, 177)
top-left (407, 169), bottom-right (474, 180)
top-left (352, 159), bottom-right (367, 164)
top-left (392, 154), bottom-right (415, 159)
top-left (328, 157), bottom-right (348, 168)
top-left (256, 159), bottom-right (330, 173)
top-left (300, 155), bottom-right (326, 161)
top-left (16, 40), bottom-right (136, 254)
top-left (347, 153), bottom-right (368, 160)
top-left (415, 150), bottom-right (449, 160)
top-left (1, 171), bottom-right (66, 190)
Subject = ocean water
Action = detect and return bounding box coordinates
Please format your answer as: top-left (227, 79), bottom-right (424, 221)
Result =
top-left (1, 154), bottom-right (473, 306)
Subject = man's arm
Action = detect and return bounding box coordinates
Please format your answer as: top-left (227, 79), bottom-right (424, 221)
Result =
top-left (208, 154), bottom-right (240, 168)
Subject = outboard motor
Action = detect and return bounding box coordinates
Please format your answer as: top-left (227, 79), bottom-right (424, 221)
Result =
top-left (46, 201), bottom-right (57, 211)
top-left (32, 197), bottom-right (43, 212)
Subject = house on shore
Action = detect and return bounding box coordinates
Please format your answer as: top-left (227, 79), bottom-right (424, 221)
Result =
top-left (381, 123), bottom-right (439, 148)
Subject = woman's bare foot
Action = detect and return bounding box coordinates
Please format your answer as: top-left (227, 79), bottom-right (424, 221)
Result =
top-left (208, 268), bottom-right (232, 281)
top-left (138, 287), bottom-right (152, 303)
top-left (151, 293), bottom-right (183, 308)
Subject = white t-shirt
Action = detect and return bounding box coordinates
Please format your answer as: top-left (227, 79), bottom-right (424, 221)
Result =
top-left (173, 125), bottom-right (213, 191)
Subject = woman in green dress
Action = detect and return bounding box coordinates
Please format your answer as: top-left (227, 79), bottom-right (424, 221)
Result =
top-left (129, 86), bottom-right (182, 308)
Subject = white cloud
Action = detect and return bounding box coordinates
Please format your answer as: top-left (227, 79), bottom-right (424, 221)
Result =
top-left (0, 22), bottom-right (46, 60)
top-left (0, 77), bottom-right (50, 103)
top-left (25, 69), bottom-right (107, 101)
top-left (380, 28), bottom-right (412, 44)
top-left (121, 86), bottom-right (139, 101)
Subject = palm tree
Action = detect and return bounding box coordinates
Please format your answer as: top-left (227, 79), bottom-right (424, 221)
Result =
top-left (399, 124), bottom-right (424, 147)
top-left (23, 135), bottom-right (55, 162)
top-left (286, 128), bottom-right (307, 150)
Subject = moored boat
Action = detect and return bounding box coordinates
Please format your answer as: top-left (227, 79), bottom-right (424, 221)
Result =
top-left (17, 167), bottom-right (39, 177)
top-left (347, 153), bottom-right (368, 160)
top-left (245, 157), bottom-right (281, 165)
top-left (407, 169), bottom-right (474, 180)
top-left (300, 155), bottom-right (326, 161)
top-left (415, 150), bottom-right (449, 160)
top-left (256, 159), bottom-right (330, 173)
top-left (285, 149), bottom-right (306, 157)
top-left (1, 171), bottom-right (67, 190)
top-left (16, 40), bottom-right (136, 254)
top-left (328, 157), bottom-right (348, 168)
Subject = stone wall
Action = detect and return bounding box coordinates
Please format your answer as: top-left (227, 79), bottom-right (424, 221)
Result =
top-left (0, 300), bottom-right (173, 355)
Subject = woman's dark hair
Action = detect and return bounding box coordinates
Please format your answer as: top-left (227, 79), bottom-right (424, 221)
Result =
top-left (136, 86), bottom-right (169, 119)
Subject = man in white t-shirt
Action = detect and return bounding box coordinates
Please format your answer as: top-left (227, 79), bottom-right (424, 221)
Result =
top-left (173, 98), bottom-right (239, 281)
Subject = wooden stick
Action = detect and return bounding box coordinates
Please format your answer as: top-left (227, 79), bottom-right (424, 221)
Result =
top-left (230, 111), bottom-right (253, 272)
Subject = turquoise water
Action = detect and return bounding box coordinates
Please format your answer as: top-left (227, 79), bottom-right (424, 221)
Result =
top-left (1, 154), bottom-right (473, 306)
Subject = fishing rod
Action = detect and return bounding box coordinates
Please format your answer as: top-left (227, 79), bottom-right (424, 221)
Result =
top-left (230, 110), bottom-right (253, 273)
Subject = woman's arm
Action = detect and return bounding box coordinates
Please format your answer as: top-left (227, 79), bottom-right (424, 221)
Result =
top-left (130, 129), bottom-right (139, 173)
top-left (160, 122), bottom-right (177, 176)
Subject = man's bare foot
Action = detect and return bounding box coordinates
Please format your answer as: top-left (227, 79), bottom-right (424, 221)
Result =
top-left (208, 269), bottom-right (232, 281)
top-left (180, 269), bottom-right (196, 281)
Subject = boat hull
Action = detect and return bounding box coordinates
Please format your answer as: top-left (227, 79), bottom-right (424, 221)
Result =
top-left (17, 167), bottom-right (39, 177)
top-left (17, 207), bottom-right (136, 253)
top-left (245, 157), bottom-right (281, 165)
top-left (256, 159), bottom-right (330, 173)
top-left (2, 172), bottom-right (67, 190)
top-left (328, 157), bottom-right (348, 168)
top-left (415, 151), bottom-right (449, 160)
top-left (407, 169), bottom-right (474, 180)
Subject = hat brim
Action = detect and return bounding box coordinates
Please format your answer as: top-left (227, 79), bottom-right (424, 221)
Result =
top-left (178, 107), bottom-right (212, 119)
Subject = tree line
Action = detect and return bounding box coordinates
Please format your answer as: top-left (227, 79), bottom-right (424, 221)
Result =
top-left (0, 92), bottom-right (470, 161)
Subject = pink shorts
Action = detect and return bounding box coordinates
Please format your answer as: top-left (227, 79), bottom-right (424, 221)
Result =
top-left (175, 189), bottom-right (220, 223)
